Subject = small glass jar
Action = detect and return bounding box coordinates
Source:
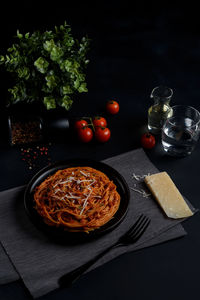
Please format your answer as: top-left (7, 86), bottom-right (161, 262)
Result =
top-left (8, 114), bottom-right (43, 146)
top-left (148, 86), bottom-right (173, 135)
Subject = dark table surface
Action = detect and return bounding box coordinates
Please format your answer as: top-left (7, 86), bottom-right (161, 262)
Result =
top-left (0, 1), bottom-right (200, 299)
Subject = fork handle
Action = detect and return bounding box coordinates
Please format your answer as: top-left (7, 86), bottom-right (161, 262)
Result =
top-left (59, 242), bottom-right (119, 287)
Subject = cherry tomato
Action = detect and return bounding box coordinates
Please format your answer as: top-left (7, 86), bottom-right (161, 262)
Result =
top-left (106, 100), bottom-right (119, 114)
top-left (141, 133), bottom-right (156, 149)
top-left (74, 119), bottom-right (88, 131)
top-left (93, 116), bottom-right (107, 128)
top-left (78, 127), bottom-right (93, 143)
top-left (95, 127), bottom-right (111, 143)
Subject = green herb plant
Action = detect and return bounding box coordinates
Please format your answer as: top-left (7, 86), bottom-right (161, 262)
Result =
top-left (0, 21), bottom-right (90, 110)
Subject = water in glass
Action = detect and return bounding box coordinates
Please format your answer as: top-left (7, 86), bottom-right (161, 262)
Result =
top-left (162, 106), bottom-right (200, 157)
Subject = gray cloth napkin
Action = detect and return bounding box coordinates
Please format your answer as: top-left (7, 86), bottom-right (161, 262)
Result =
top-left (0, 148), bottom-right (196, 298)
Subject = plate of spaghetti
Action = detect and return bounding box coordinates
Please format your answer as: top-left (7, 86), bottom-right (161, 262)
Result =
top-left (24, 159), bottom-right (130, 242)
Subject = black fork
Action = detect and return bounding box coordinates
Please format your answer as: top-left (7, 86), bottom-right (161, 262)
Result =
top-left (59, 214), bottom-right (151, 287)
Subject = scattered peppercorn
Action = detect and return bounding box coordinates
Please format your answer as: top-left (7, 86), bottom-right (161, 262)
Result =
top-left (20, 143), bottom-right (52, 170)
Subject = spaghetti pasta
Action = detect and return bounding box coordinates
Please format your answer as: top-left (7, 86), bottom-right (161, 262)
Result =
top-left (34, 166), bottom-right (121, 232)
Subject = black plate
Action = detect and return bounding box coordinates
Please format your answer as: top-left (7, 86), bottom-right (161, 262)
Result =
top-left (24, 159), bottom-right (130, 244)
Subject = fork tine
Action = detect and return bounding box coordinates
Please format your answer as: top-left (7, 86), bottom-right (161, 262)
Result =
top-left (129, 218), bottom-right (151, 241)
top-left (130, 215), bottom-right (149, 234)
top-left (124, 214), bottom-right (145, 236)
top-left (125, 214), bottom-right (147, 237)
top-left (130, 216), bottom-right (150, 236)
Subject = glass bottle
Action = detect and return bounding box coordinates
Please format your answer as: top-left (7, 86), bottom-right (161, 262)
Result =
top-left (148, 86), bottom-right (173, 134)
top-left (8, 114), bottom-right (43, 146)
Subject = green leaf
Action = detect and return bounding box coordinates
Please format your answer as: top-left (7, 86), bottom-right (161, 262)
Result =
top-left (17, 30), bottom-right (23, 39)
top-left (0, 55), bottom-right (5, 63)
top-left (73, 78), bottom-right (80, 90)
top-left (63, 59), bottom-right (80, 73)
top-left (6, 55), bottom-right (10, 62)
top-left (58, 60), bottom-right (65, 71)
top-left (77, 73), bottom-right (85, 82)
top-left (45, 74), bottom-right (57, 89)
top-left (17, 66), bottom-right (30, 80)
top-left (50, 46), bottom-right (63, 62)
top-left (43, 39), bottom-right (55, 52)
top-left (43, 96), bottom-right (56, 109)
top-left (78, 82), bottom-right (88, 93)
top-left (65, 37), bottom-right (75, 48)
top-left (55, 26), bottom-right (58, 33)
top-left (62, 84), bottom-right (73, 94)
top-left (58, 95), bottom-right (73, 110)
top-left (8, 83), bottom-right (27, 102)
top-left (63, 59), bottom-right (73, 72)
top-left (8, 86), bottom-right (19, 99)
top-left (34, 57), bottom-right (49, 74)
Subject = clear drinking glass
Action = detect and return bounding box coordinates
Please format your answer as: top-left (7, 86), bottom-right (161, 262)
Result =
top-left (162, 105), bottom-right (200, 156)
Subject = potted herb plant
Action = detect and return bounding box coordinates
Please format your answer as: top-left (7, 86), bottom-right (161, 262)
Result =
top-left (0, 21), bottom-right (90, 145)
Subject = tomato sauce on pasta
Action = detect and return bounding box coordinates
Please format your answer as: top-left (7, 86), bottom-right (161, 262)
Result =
top-left (34, 167), bottom-right (121, 232)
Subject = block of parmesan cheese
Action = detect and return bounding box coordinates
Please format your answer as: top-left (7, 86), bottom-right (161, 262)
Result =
top-left (144, 172), bottom-right (193, 219)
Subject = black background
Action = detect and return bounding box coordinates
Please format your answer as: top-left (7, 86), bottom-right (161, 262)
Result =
top-left (0, 1), bottom-right (200, 299)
